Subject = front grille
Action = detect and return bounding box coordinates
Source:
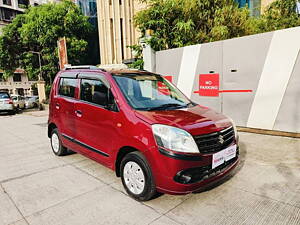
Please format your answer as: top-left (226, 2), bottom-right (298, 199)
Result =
top-left (193, 126), bottom-right (235, 154)
top-left (174, 156), bottom-right (238, 184)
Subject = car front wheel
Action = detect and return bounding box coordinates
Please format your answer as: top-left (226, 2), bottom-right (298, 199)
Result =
top-left (120, 152), bottom-right (156, 201)
top-left (50, 128), bottom-right (68, 156)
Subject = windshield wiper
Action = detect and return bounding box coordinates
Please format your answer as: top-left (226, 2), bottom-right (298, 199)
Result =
top-left (149, 103), bottom-right (186, 111)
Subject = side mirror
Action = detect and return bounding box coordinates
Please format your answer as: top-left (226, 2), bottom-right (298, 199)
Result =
top-left (105, 90), bottom-right (118, 112)
top-left (106, 102), bottom-right (118, 112)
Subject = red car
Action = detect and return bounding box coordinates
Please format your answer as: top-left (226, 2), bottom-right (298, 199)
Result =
top-left (48, 66), bottom-right (239, 201)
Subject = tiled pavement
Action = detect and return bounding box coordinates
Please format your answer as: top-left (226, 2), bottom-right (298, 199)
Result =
top-left (0, 110), bottom-right (299, 225)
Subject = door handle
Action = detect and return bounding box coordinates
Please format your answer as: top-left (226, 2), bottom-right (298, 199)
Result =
top-left (55, 103), bottom-right (60, 109)
top-left (75, 110), bottom-right (83, 117)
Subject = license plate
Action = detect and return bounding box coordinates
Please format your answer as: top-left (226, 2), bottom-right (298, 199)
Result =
top-left (212, 145), bottom-right (237, 169)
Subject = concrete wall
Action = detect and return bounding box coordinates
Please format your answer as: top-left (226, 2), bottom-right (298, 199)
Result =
top-left (155, 27), bottom-right (300, 134)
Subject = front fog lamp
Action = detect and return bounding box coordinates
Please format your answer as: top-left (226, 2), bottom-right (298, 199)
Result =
top-left (152, 124), bottom-right (199, 153)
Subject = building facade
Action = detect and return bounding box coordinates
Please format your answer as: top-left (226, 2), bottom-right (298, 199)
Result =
top-left (0, 0), bottom-right (60, 95)
top-left (0, 0), bottom-right (61, 33)
top-left (0, 70), bottom-right (37, 96)
top-left (0, 0), bottom-right (28, 34)
top-left (96, 0), bottom-right (144, 65)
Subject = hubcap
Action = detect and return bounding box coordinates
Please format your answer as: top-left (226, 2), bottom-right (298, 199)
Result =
top-left (51, 133), bottom-right (60, 153)
top-left (123, 161), bottom-right (145, 195)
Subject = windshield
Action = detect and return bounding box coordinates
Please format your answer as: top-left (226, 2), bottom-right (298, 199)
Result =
top-left (113, 73), bottom-right (195, 111)
top-left (0, 92), bottom-right (10, 99)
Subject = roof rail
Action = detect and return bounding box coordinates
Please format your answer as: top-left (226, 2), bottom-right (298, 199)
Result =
top-left (64, 65), bottom-right (106, 72)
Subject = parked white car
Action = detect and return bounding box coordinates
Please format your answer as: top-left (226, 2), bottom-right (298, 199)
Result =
top-left (11, 95), bottom-right (25, 109)
top-left (25, 96), bottom-right (39, 108)
top-left (0, 92), bottom-right (15, 114)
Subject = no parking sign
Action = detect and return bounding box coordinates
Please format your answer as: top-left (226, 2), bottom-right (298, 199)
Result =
top-left (194, 73), bottom-right (252, 97)
top-left (194, 74), bottom-right (220, 97)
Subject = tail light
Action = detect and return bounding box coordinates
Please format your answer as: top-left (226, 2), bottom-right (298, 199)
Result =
top-left (5, 99), bottom-right (13, 104)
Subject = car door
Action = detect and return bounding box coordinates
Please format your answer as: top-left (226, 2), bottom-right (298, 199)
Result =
top-left (74, 73), bottom-right (118, 166)
top-left (55, 75), bottom-right (78, 148)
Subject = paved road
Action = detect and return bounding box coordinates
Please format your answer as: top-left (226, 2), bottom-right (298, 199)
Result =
top-left (0, 111), bottom-right (300, 225)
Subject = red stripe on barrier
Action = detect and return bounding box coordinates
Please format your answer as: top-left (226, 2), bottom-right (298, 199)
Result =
top-left (219, 90), bottom-right (253, 93)
top-left (194, 90), bottom-right (253, 94)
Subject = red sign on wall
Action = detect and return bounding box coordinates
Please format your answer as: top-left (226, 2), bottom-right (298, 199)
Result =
top-left (158, 76), bottom-right (173, 95)
top-left (194, 74), bottom-right (220, 97)
top-left (164, 76), bottom-right (173, 83)
top-left (194, 73), bottom-right (253, 97)
top-left (158, 76), bottom-right (173, 96)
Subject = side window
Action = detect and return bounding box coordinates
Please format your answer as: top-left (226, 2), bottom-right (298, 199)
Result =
top-left (58, 78), bottom-right (77, 98)
top-left (80, 79), bottom-right (111, 107)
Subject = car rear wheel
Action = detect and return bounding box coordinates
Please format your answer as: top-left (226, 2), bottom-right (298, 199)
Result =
top-left (8, 110), bottom-right (15, 115)
top-left (50, 128), bottom-right (68, 156)
top-left (120, 152), bottom-right (156, 201)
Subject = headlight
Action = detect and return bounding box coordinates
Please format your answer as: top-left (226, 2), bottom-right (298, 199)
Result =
top-left (152, 124), bottom-right (199, 153)
top-left (229, 118), bottom-right (238, 139)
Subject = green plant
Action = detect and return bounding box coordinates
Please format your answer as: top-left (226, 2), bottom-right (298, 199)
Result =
top-left (134, 0), bottom-right (300, 51)
top-left (0, 0), bottom-right (94, 84)
top-left (260, 0), bottom-right (300, 32)
top-left (127, 44), bottom-right (144, 69)
top-left (135, 0), bottom-right (257, 51)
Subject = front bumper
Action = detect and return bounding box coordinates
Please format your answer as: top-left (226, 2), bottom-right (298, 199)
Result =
top-left (0, 104), bottom-right (14, 111)
top-left (152, 145), bottom-right (239, 195)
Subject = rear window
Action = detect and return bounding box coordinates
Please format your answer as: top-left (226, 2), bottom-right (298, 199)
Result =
top-left (58, 78), bottom-right (77, 98)
top-left (0, 92), bottom-right (10, 99)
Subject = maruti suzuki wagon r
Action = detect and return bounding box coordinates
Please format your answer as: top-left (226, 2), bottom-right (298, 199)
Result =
top-left (48, 66), bottom-right (239, 201)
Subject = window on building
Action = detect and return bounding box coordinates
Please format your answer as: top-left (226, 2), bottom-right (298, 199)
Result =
top-left (79, 1), bottom-right (84, 14)
top-left (0, 73), bottom-right (4, 82)
top-left (89, 0), bottom-right (97, 16)
top-left (235, 0), bottom-right (261, 17)
top-left (13, 73), bottom-right (22, 82)
top-left (1, 8), bottom-right (15, 21)
top-left (110, 19), bottom-right (115, 62)
top-left (120, 18), bottom-right (125, 60)
top-left (235, 0), bottom-right (249, 7)
top-left (58, 78), bottom-right (77, 98)
top-left (119, 0), bottom-right (122, 5)
top-left (3, 0), bottom-right (12, 6)
top-left (17, 0), bottom-right (29, 8)
top-left (109, 0), bottom-right (112, 5)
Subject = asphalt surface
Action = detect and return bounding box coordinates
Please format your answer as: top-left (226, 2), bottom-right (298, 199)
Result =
top-left (0, 110), bottom-right (299, 225)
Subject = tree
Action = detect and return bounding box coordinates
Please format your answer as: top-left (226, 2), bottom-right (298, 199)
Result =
top-left (134, 0), bottom-right (257, 51)
top-left (0, 0), bottom-right (93, 84)
top-left (260, 0), bottom-right (300, 32)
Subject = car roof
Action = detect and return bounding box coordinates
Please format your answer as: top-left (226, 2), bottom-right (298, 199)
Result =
top-left (60, 67), bottom-right (153, 78)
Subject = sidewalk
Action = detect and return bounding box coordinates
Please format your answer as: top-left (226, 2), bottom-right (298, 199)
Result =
top-left (0, 112), bottom-right (299, 225)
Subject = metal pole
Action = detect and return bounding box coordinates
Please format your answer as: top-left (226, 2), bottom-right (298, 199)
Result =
top-left (28, 51), bottom-right (42, 81)
top-left (37, 52), bottom-right (42, 81)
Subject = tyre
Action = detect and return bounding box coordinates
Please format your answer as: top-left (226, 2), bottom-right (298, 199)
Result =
top-left (50, 128), bottom-right (68, 156)
top-left (120, 152), bottom-right (156, 201)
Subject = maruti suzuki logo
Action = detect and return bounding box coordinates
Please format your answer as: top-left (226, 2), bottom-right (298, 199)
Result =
top-left (218, 135), bottom-right (224, 144)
